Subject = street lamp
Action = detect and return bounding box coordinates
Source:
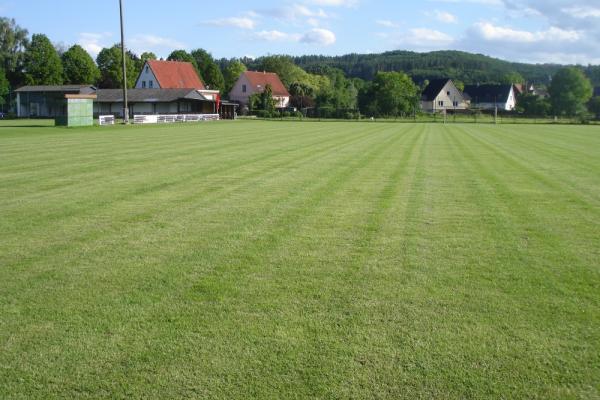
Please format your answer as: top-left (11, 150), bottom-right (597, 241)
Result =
top-left (119, 0), bottom-right (129, 124)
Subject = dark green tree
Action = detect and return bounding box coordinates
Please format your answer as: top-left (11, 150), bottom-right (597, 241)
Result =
top-left (62, 44), bottom-right (100, 84)
top-left (23, 34), bottom-right (63, 85)
top-left (96, 45), bottom-right (138, 88)
top-left (260, 84), bottom-right (276, 112)
top-left (368, 71), bottom-right (419, 117)
top-left (516, 93), bottom-right (551, 116)
top-left (549, 67), bottom-right (593, 117)
top-left (140, 52), bottom-right (157, 63)
top-left (191, 49), bottom-right (224, 91)
top-left (0, 68), bottom-right (9, 109)
top-left (223, 59), bottom-right (246, 94)
top-left (0, 17), bottom-right (29, 86)
top-left (502, 72), bottom-right (525, 85)
top-left (588, 97), bottom-right (600, 119)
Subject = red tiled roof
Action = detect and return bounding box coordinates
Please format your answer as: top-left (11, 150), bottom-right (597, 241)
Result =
top-left (244, 71), bottom-right (290, 97)
top-left (147, 60), bottom-right (205, 90)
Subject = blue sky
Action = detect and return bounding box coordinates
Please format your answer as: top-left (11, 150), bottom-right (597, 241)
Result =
top-left (2, 0), bottom-right (599, 64)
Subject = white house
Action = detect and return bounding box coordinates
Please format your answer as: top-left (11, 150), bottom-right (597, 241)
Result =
top-left (420, 79), bottom-right (469, 113)
top-left (463, 84), bottom-right (517, 111)
top-left (229, 71), bottom-right (290, 109)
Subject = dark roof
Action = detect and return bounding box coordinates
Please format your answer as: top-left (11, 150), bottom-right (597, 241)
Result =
top-left (463, 84), bottom-right (513, 103)
top-left (242, 71), bottom-right (290, 97)
top-left (96, 88), bottom-right (210, 103)
top-left (421, 79), bottom-right (451, 101)
top-left (147, 60), bottom-right (205, 90)
top-left (15, 85), bottom-right (96, 93)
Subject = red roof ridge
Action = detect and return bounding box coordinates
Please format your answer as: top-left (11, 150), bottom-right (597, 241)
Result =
top-left (242, 71), bottom-right (289, 97)
top-left (145, 60), bottom-right (205, 90)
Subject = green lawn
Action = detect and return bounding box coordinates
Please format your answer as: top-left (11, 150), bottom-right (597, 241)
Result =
top-left (1, 120), bottom-right (599, 399)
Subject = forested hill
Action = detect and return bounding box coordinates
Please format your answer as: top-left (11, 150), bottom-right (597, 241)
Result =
top-left (291, 50), bottom-right (599, 85)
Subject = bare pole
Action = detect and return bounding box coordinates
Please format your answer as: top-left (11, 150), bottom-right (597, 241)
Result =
top-left (119, 0), bottom-right (129, 124)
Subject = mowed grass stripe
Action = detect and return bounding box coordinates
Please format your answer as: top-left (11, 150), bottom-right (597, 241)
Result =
top-left (466, 124), bottom-right (600, 206)
top-left (1, 124), bottom-right (416, 397)
top-left (0, 122), bottom-right (340, 191)
top-left (0, 122), bottom-right (374, 211)
top-left (0, 121), bottom-right (598, 399)
top-left (443, 126), bottom-right (599, 397)
top-left (0, 124), bottom-right (389, 270)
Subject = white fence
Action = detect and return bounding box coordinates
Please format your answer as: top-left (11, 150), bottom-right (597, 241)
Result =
top-left (99, 115), bottom-right (115, 125)
top-left (133, 114), bottom-right (220, 124)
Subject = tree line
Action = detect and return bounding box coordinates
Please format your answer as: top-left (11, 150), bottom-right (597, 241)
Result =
top-left (0, 16), bottom-right (598, 119)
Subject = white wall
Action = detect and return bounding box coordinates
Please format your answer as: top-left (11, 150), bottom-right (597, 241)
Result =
top-left (229, 74), bottom-right (252, 105)
top-left (135, 62), bottom-right (159, 89)
top-left (421, 81), bottom-right (468, 113)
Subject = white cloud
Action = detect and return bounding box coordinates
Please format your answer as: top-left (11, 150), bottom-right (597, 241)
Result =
top-left (77, 32), bottom-right (112, 58)
top-left (202, 17), bottom-right (256, 29)
top-left (392, 28), bottom-right (455, 50)
top-left (128, 34), bottom-right (186, 56)
top-left (432, 10), bottom-right (458, 23)
top-left (300, 28), bottom-right (337, 46)
top-left (376, 20), bottom-right (400, 28)
top-left (471, 22), bottom-right (580, 43)
top-left (306, 0), bottom-right (358, 6)
top-left (253, 30), bottom-right (297, 42)
top-left (560, 6), bottom-right (600, 19)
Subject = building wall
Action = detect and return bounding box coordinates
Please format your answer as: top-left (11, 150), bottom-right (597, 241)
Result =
top-left (421, 81), bottom-right (468, 113)
top-left (94, 101), bottom-right (216, 117)
top-left (229, 75), bottom-right (290, 108)
top-left (471, 88), bottom-right (517, 111)
top-left (135, 62), bottom-right (159, 89)
top-left (16, 92), bottom-right (67, 117)
top-left (229, 74), bottom-right (252, 105)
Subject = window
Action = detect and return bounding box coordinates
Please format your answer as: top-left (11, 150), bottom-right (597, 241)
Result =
top-left (145, 66), bottom-right (149, 74)
top-left (453, 101), bottom-right (459, 107)
top-left (447, 91), bottom-right (451, 96)
top-left (142, 81), bottom-right (146, 88)
top-left (438, 101), bottom-right (444, 107)
top-left (149, 80), bottom-right (153, 88)
top-left (242, 84), bottom-right (247, 93)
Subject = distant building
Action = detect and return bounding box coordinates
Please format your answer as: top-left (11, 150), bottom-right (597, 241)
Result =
top-left (15, 85), bottom-right (96, 118)
top-left (135, 60), bottom-right (205, 90)
top-left (463, 84), bottom-right (517, 111)
top-left (94, 88), bottom-right (236, 120)
top-left (229, 71), bottom-right (290, 109)
top-left (420, 79), bottom-right (468, 113)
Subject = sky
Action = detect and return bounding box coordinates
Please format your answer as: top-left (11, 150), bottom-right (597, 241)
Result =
top-left (1, 0), bottom-right (600, 65)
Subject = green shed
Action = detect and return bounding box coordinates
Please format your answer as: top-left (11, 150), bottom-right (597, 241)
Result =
top-left (55, 94), bottom-right (97, 127)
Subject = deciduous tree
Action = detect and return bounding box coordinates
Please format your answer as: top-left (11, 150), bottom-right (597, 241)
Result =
top-left (191, 49), bottom-right (225, 91)
top-left (549, 67), bottom-right (593, 117)
top-left (223, 59), bottom-right (246, 95)
top-left (96, 45), bottom-right (138, 88)
top-left (23, 34), bottom-right (63, 85)
top-left (62, 44), bottom-right (99, 84)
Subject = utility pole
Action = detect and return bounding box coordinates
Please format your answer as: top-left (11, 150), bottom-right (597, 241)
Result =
top-left (119, 0), bottom-right (129, 124)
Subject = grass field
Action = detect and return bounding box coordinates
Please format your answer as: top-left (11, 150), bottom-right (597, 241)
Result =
top-left (1, 120), bottom-right (599, 399)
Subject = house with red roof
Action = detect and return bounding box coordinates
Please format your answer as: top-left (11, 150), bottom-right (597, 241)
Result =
top-left (229, 71), bottom-right (290, 109)
top-left (135, 60), bottom-right (205, 90)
